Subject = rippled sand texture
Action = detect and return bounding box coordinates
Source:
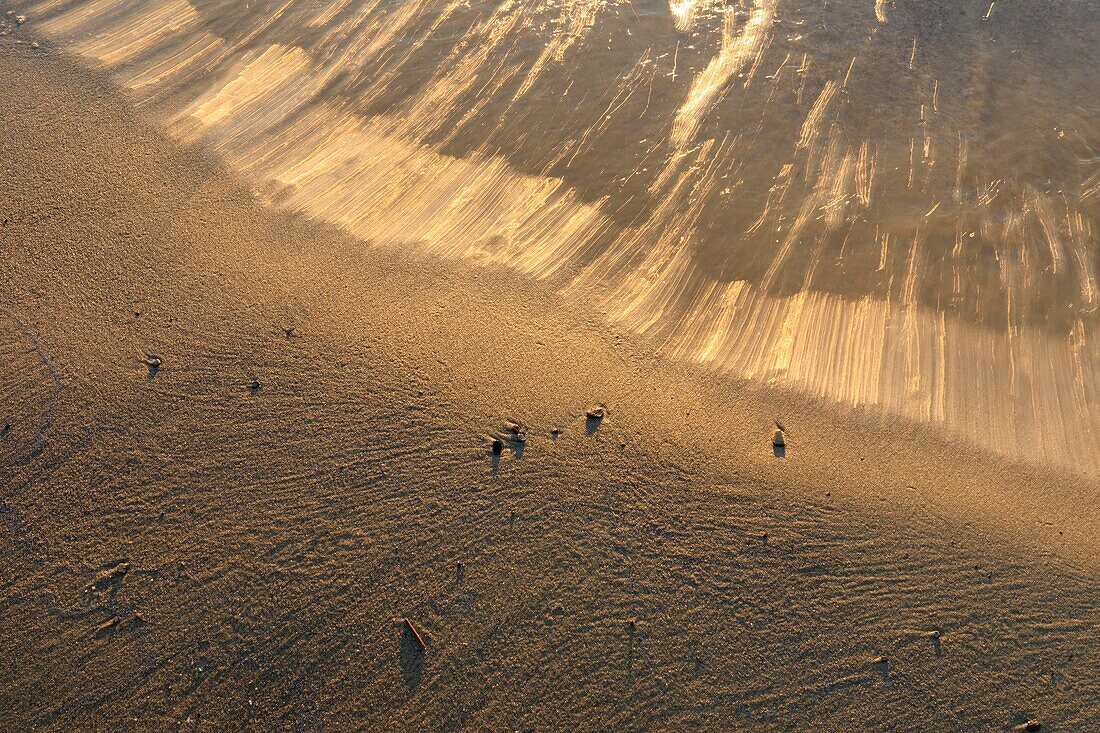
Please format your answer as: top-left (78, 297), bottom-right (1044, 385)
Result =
top-left (28, 0), bottom-right (1100, 475)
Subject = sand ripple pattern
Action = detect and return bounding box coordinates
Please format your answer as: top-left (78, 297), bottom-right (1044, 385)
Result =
top-left (28, 0), bottom-right (1100, 477)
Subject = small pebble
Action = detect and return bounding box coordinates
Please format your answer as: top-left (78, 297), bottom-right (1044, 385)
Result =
top-left (31, 41), bottom-right (39, 49)
top-left (772, 429), bottom-right (786, 447)
top-left (491, 438), bottom-right (503, 455)
top-left (586, 405), bottom-right (606, 420)
top-left (505, 421), bottom-right (527, 442)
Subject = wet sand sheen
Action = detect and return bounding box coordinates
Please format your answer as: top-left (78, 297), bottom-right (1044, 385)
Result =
top-left (15, 0), bottom-right (1100, 478)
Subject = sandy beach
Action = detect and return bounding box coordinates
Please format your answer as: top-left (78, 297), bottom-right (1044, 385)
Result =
top-left (2, 2), bottom-right (1099, 730)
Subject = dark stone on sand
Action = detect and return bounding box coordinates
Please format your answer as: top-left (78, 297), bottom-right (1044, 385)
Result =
top-left (248, 378), bottom-right (262, 394)
top-left (491, 438), bottom-right (503, 455)
top-left (1, 423), bottom-right (10, 438)
top-left (1019, 721), bottom-right (1042, 732)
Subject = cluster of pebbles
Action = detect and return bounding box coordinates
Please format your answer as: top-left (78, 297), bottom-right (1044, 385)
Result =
top-left (1, 11), bottom-right (28, 41)
top-left (489, 405), bottom-right (607, 456)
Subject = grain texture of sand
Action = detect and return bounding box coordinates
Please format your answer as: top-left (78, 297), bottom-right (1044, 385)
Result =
top-left (1, 32), bottom-right (1099, 733)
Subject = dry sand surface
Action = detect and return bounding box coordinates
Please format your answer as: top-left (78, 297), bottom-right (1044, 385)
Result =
top-left (2, 27), bottom-right (1100, 733)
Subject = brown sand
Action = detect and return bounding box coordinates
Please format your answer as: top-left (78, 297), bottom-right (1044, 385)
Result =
top-left (2, 37), bottom-right (1099, 731)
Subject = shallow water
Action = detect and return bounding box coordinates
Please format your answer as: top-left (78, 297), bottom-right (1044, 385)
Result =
top-left (23, 0), bottom-right (1100, 475)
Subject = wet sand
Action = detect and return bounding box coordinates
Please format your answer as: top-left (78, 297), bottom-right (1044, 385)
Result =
top-left (2, 34), bottom-right (1099, 731)
top-left (11, 0), bottom-right (1100, 478)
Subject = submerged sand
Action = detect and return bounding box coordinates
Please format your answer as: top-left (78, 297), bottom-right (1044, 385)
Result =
top-left (2, 36), bottom-right (1099, 730)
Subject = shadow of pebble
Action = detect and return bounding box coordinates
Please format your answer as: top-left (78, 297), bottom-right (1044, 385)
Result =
top-left (773, 443), bottom-right (786, 458)
top-left (486, 444), bottom-right (502, 475)
top-left (585, 415), bottom-right (603, 435)
top-left (399, 628), bottom-right (425, 690)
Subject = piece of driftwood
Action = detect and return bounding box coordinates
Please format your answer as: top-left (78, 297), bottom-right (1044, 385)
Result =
top-left (403, 617), bottom-right (427, 650)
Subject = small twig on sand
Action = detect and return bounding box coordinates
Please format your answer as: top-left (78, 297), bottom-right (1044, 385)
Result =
top-left (94, 615), bottom-right (121, 636)
top-left (404, 617), bottom-right (427, 651)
